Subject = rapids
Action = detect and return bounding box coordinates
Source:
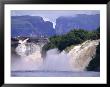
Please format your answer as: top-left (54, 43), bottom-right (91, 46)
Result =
top-left (11, 39), bottom-right (100, 72)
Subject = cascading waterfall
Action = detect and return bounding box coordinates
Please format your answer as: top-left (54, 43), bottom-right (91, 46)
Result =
top-left (12, 38), bottom-right (43, 71)
top-left (11, 38), bottom-right (100, 72)
top-left (68, 40), bottom-right (100, 71)
top-left (41, 49), bottom-right (72, 71)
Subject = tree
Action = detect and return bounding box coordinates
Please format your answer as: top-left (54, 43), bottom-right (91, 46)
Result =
top-left (43, 28), bottom-right (100, 51)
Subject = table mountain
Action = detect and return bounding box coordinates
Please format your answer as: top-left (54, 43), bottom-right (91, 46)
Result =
top-left (11, 16), bottom-right (55, 37)
top-left (55, 14), bottom-right (100, 35)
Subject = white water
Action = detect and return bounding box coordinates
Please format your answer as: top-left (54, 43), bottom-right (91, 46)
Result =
top-left (11, 39), bottom-right (100, 76)
top-left (41, 49), bottom-right (72, 71)
top-left (12, 48), bottom-right (71, 71)
top-left (68, 40), bottom-right (100, 71)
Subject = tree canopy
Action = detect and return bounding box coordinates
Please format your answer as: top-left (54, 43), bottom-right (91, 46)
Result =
top-left (43, 27), bottom-right (100, 52)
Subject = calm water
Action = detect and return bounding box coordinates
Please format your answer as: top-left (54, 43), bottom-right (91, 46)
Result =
top-left (11, 71), bottom-right (100, 77)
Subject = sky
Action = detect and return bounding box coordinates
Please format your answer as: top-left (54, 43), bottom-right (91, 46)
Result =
top-left (11, 10), bottom-right (100, 28)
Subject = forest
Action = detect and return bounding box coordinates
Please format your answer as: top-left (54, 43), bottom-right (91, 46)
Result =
top-left (43, 27), bottom-right (100, 52)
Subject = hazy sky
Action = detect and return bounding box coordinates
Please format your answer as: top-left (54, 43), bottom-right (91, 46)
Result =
top-left (11, 10), bottom-right (100, 28)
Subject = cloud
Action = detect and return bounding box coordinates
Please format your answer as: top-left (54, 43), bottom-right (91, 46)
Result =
top-left (43, 17), bottom-right (50, 21)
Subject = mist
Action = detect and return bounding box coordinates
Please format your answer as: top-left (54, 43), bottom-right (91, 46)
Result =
top-left (11, 48), bottom-right (72, 71)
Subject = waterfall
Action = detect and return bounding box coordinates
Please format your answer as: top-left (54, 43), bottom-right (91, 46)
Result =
top-left (12, 38), bottom-right (43, 71)
top-left (68, 40), bottom-right (100, 71)
top-left (40, 49), bottom-right (72, 71)
top-left (11, 38), bottom-right (99, 72)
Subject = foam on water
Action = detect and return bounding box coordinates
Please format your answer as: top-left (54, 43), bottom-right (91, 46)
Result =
top-left (11, 39), bottom-right (100, 73)
top-left (40, 49), bottom-right (72, 71)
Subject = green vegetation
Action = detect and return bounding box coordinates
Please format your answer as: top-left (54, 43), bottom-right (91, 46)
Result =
top-left (42, 27), bottom-right (100, 71)
top-left (42, 27), bottom-right (100, 52)
top-left (64, 45), bottom-right (75, 52)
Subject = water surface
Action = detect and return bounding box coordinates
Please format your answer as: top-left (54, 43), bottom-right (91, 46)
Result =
top-left (11, 70), bottom-right (100, 77)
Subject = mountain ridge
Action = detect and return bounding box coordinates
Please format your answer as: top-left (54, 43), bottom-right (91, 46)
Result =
top-left (11, 14), bottom-right (100, 37)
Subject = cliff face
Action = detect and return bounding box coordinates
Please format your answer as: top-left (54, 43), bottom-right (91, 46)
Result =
top-left (11, 14), bottom-right (100, 37)
top-left (11, 16), bottom-right (55, 37)
top-left (68, 39), bottom-right (100, 71)
top-left (55, 14), bottom-right (100, 35)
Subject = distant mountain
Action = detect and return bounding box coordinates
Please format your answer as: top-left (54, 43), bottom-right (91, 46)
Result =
top-left (11, 16), bottom-right (55, 37)
top-left (55, 14), bottom-right (100, 35)
top-left (11, 14), bottom-right (100, 37)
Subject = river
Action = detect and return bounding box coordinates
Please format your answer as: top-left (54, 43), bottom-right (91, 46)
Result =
top-left (11, 70), bottom-right (100, 77)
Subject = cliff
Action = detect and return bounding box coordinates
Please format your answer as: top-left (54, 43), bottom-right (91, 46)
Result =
top-left (11, 16), bottom-right (55, 37)
top-left (55, 14), bottom-right (100, 35)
